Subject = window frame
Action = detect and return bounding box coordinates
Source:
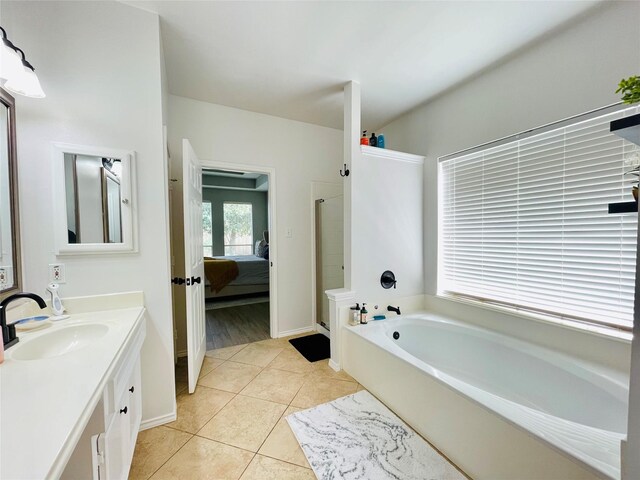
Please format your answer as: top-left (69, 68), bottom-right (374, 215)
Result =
top-left (202, 200), bottom-right (213, 257)
top-left (222, 201), bottom-right (254, 256)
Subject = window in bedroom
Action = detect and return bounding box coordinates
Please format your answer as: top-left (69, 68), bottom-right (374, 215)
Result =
top-left (223, 202), bottom-right (253, 256)
top-left (439, 106), bottom-right (639, 330)
top-left (202, 201), bottom-right (213, 257)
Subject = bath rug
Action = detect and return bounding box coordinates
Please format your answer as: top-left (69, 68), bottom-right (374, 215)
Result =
top-left (287, 390), bottom-right (466, 480)
top-left (289, 333), bottom-right (330, 362)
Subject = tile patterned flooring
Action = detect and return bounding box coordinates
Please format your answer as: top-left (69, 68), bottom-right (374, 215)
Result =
top-left (129, 334), bottom-right (364, 480)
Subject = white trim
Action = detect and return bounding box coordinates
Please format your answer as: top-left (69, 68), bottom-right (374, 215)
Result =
top-left (278, 326), bottom-right (314, 338)
top-left (199, 159), bottom-right (279, 338)
top-left (52, 142), bottom-right (138, 255)
top-left (328, 358), bottom-right (341, 372)
top-left (326, 288), bottom-right (356, 302)
top-left (139, 412), bottom-right (177, 431)
top-left (360, 145), bottom-right (424, 164)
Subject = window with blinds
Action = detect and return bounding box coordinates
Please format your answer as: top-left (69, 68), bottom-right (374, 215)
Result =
top-left (439, 107), bottom-right (639, 330)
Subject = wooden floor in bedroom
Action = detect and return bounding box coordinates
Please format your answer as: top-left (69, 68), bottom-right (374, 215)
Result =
top-left (206, 302), bottom-right (270, 350)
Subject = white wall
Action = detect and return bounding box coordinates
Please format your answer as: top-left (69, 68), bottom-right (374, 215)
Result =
top-left (3, 1), bottom-right (175, 425)
top-left (169, 95), bottom-right (342, 349)
top-left (351, 148), bottom-right (424, 303)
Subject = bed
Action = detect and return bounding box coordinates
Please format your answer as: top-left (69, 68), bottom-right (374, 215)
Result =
top-left (204, 255), bottom-right (270, 299)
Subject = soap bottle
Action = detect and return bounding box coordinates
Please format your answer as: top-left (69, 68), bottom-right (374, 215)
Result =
top-left (369, 132), bottom-right (377, 147)
top-left (350, 303), bottom-right (360, 326)
top-left (360, 303), bottom-right (368, 324)
top-left (377, 133), bottom-right (385, 149)
top-left (360, 131), bottom-right (369, 146)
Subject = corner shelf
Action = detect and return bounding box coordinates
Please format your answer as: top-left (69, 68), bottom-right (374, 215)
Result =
top-left (610, 113), bottom-right (640, 146)
top-left (608, 201), bottom-right (638, 214)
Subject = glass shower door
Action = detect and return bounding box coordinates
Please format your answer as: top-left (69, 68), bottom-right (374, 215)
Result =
top-left (315, 195), bottom-right (344, 331)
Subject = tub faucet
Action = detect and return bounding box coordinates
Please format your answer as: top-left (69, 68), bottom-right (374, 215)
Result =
top-left (0, 292), bottom-right (47, 349)
top-left (387, 305), bottom-right (401, 315)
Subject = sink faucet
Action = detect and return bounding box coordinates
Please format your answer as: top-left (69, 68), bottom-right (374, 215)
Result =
top-left (0, 292), bottom-right (47, 350)
top-left (387, 305), bottom-right (401, 315)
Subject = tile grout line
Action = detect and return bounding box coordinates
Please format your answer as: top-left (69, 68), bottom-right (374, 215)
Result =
top-left (141, 429), bottom-right (194, 480)
top-left (166, 339), bottom-right (344, 478)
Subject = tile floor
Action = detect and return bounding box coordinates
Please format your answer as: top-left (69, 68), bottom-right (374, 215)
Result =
top-left (129, 334), bottom-right (364, 480)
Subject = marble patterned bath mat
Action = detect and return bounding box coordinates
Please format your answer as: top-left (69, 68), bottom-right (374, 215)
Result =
top-left (287, 390), bottom-right (466, 480)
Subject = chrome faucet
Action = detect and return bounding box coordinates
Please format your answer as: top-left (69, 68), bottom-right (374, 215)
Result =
top-left (0, 292), bottom-right (47, 349)
top-left (387, 305), bottom-right (401, 315)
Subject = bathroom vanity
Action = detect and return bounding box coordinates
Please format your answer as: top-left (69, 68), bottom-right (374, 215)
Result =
top-left (0, 294), bottom-right (146, 479)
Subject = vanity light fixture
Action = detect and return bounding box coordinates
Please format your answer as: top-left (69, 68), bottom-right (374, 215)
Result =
top-left (0, 26), bottom-right (45, 98)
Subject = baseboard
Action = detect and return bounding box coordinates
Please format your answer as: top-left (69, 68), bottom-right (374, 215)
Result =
top-left (139, 411), bottom-right (177, 431)
top-left (278, 325), bottom-right (315, 338)
top-left (328, 358), bottom-right (341, 372)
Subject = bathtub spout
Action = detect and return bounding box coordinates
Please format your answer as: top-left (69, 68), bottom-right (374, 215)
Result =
top-left (387, 305), bottom-right (401, 315)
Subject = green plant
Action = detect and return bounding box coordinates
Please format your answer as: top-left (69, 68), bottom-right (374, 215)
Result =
top-left (616, 76), bottom-right (640, 104)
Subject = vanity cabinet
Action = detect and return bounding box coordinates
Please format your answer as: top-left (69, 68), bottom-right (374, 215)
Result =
top-left (60, 317), bottom-right (145, 480)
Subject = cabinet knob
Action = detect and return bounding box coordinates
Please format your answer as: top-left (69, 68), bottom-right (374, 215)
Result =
top-left (129, 386), bottom-right (135, 393)
top-left (120, 406), bottom-right (128, 415)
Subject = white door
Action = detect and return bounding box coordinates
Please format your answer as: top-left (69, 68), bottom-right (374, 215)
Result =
top-left (182, 139), bottom-right (206, 393)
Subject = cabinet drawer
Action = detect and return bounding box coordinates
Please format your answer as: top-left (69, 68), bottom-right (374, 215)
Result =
top-left (103, 321), bottom-right (145, 424)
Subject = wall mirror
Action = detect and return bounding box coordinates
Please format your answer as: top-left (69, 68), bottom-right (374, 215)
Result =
top-left (0, 88), bottom-right (21, 300)
top-left (53, 143), bottom-right (137, 254)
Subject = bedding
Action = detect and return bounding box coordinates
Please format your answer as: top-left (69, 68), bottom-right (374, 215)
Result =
top-left (204, 257), bottom-right (240, 293)
top-left (204, 255), bottom-right (269, 294)
top-left (219, 255), bottom-right (269, 285)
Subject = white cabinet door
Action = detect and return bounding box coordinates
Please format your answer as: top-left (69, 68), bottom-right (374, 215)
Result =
top-left (94, 355), bottom-right (142, 480)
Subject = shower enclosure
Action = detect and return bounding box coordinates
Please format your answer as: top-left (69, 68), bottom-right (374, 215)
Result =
top-left (315, 195), bottom-right (344, 332)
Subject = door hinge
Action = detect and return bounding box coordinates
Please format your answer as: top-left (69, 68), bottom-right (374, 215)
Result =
top-left (171, 276), bottom-right (201, 286)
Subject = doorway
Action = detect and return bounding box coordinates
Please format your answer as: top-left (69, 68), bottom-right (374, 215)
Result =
top-left (201, 168), bottom-right (273, 349)
top-left (201, 160), bottom-right (278, 344)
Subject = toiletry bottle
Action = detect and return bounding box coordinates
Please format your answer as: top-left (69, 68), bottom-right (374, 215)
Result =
top-left (377, 133), bottom-right (385, 149)
top-left (350, 303), bottom-right (360, 326)
top-left (360, 303), bottom-right (368, 324)
top-left (360, 131), bottom-right (369, 146)
top-left (369, 132), bottom-right (377, 147)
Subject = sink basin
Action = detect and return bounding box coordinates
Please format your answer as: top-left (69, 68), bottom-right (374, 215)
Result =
top-left (11, 324), bottom-right (109, 361)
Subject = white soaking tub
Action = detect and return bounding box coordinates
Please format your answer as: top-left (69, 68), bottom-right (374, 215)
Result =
top-left (342, 313), bottom-right (628, 480)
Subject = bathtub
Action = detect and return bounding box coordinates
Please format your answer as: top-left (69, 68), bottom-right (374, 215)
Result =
top-left (342, 313), bottom-right (628, 480)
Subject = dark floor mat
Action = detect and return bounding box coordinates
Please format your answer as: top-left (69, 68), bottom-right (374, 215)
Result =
top-left (289, 333), bottom-right (330, 362)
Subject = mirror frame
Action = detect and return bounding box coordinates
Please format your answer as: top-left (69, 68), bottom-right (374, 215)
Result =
top-left (0, 88), bottom-right (21, 301)
top-left (52, 143), bottom-right (137, 255)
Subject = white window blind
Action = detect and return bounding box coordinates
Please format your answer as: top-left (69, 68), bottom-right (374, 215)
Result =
top-left (439, 107), bottom-right (639, 330)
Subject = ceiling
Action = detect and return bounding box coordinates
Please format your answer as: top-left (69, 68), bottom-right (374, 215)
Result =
top-left (125, 1), bottom-right (601, 130)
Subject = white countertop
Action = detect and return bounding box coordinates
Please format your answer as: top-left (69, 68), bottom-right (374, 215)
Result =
top-left (0, 302), bottom-right (145, 479)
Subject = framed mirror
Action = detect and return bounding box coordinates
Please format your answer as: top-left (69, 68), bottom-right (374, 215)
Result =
top-left (0, 88), bottom-right (21, 300)
top-left (52, 143), bottom-right (137, 254)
